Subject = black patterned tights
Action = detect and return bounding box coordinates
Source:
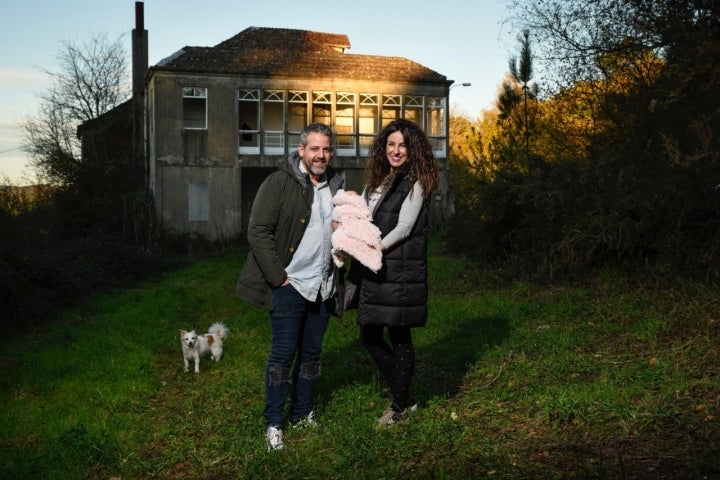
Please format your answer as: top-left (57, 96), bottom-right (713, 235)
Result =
top-left (360, 325), bottom-right (415, 412)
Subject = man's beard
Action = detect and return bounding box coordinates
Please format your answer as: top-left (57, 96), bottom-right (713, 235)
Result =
top-left (310, 164), bottom-right (327, 176)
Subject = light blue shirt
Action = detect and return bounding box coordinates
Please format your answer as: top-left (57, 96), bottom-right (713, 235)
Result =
top-left (285, 164), bottom-right (335, 302)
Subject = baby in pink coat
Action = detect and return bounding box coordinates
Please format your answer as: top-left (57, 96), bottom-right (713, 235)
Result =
top-left (331, 190), bottom-right (383, 273)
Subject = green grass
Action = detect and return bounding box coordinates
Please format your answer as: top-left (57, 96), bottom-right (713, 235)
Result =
top-left (1, 243), bottom-right (718, 479)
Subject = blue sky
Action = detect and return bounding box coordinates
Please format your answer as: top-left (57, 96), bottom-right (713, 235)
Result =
top-left (0, 0), bottom-right (514, 183)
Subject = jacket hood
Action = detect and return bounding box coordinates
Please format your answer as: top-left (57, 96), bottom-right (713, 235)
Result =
top-left (282, 151), bottom-right (343, 191)
top-left (282, 151), bottom-right (306, 184)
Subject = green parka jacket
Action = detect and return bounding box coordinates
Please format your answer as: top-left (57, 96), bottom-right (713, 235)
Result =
top-left (235, 152), bottom-right (345, 313)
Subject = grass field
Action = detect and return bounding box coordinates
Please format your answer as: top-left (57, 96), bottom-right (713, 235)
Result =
top-left (1, 241), bottom-right (718, 479)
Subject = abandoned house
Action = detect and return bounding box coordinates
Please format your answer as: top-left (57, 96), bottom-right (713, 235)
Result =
top-left (97, 2), bottom-right (458, 240)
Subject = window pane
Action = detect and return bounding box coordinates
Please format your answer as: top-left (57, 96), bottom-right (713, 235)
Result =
top-left (238, 98), bottom-right (258, 147)
top-left (313, 107), bottom-right (332, 125)
top-left (404, 95), bottom-right (423, 128)
top-left (264, 90), bottom-right (284, 102)
top-left (425, 97), bottom-right (445, 136)
top-left (335, 106), bottom-right (355, 131)
top-left (405, 95), bottom-right (423, 107)
top-left (312, 105), bottom-right (331, 126)
top-left (289, 91), bottom-right (308, 103)
top-left (183, 87), bottom-right (207, 98)
top-left (382, 94), bottom-right (400, 128)
top-left (336, 92), bottom-right (355, 105)
top-left (263, 93), bottom-right (285, 152)
top-left (335, 92), bottom-right (355, 134)
top-left (358, 114), bottom-right (376, 134)
top-left (263, 102), bottom-right (284, 131)
top-left (313, 91), bottom-right (332, 103)
top-left (383, 95), bottom-right (401, 106)
top-left (360, 94), bottom-right (379, 106)
top-left (289, 104), bottom-right (307, 132)
top-left (312, 91), bottom-right (331, 125)
top-left (238, 89), bottom-right (259, 101)
top-left (289, 91), bottom-right (308, 132)
top-left (183, 96), bottom-right (207, 129)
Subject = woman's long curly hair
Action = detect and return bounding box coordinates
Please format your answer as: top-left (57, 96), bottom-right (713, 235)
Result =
top-left (365, 119), bottom-right (439, 198)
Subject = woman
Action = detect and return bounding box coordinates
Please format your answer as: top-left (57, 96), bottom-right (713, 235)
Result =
top-left (351, 118), bottom-right (439, 426)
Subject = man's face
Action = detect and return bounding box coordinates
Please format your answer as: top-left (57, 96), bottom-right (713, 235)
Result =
top-left (298, 132), bottom-right (333, 182)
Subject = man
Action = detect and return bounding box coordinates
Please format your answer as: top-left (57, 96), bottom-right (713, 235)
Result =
top-left (235, 123), bottom-right (344, 451)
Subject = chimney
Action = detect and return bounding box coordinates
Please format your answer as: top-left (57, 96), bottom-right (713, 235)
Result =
top-left (131, 1), bottom-right (149, 188)
top-left (132, 1), bottom-right (148, 95)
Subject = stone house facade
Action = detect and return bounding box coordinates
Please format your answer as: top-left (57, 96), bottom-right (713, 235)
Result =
top-left (136, 6), bottom-right (454, 239)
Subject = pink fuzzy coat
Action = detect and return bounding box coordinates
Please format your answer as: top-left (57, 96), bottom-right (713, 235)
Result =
top-left (331, 190), bottom-right (383, 272)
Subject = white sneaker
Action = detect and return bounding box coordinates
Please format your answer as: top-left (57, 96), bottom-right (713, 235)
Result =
top-left (377, 401), bottom-right (419, 428)
top-left (292, 410), bottom-right (318, 430)
top-left (266, 426), bottom-right (284, 452)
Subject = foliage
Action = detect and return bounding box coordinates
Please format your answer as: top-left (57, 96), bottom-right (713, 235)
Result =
top-left (0, 245), bottom-right (718, 479)
top-left (0, 179), bottom-right (54, 216)
top-left (506, 0), bottom-right (720, 170)
top-left (0, 176), bottom-right (169, 331)
top-left (0, 32), bottom-right (166, 330)
top-left (449, 110), bottom-right (501, 179)
top-left (446, 0), bottom-right (720, 282)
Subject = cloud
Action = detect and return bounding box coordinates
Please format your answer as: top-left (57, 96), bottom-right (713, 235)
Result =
top-left (0, 67), bottom-right (47, 90)
top-left (0, 119), bottom-right (30, 183)
top-left (0, 71), bottom-right (34, 182)
top-left (0, 68), bottom-right (47, 122)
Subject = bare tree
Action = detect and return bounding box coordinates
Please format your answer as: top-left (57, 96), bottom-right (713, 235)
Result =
top-left (507, 1), bottom-right (648, 94)
top-left (22, 32), bottom-right (130, 185)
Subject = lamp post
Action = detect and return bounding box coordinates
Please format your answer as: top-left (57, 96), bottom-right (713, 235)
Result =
top-left (442, 82), bottom-right (472, 223)
top-left (446, 82), bottom-right (471, 146)
top-left (447, 81), bottom-right (472, 149)
top-left (448, 82), bottom-right (471, 113)
top-left (449, 82), bottom-right (471, 91)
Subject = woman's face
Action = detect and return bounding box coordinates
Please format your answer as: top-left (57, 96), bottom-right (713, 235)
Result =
top-left (385, 130), bottom-right (407, 170)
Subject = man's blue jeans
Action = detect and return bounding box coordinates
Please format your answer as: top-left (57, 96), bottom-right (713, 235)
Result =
top-left (264, 283), bottom-right (330, 427)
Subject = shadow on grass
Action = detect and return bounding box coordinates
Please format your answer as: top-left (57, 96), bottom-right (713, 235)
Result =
top-left (317, 313), bottom-right (511, 405)
top-left (414, 314), bottom-right (511, 400)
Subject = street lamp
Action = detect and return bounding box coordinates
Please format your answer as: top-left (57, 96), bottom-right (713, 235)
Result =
top-left (449, 82), bottom-right (471, 90)
top-left (443, 82), bottom-right (472, 214)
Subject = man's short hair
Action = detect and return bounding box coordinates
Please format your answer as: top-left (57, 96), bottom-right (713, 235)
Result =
top-left (300, 123), bottom-right (334, 146)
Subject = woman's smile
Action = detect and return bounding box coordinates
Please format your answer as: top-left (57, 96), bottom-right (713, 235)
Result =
top-left (386, 131), bottom-right (407, 169)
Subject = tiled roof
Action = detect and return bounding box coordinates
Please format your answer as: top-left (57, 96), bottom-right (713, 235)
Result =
top-left (152, 27), bottom-right (447, 84)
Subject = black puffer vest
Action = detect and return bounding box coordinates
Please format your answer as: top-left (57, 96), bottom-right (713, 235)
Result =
top-left (355, 172), bottom-right (430, 328)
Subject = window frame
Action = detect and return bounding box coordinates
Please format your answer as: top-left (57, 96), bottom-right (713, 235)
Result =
top-left (335, 92), bottom-right (356, 156)
top-left (287, 90), bottom-right (309, 149)
top-left (403, 95), bottom-right (424, 129)
top-left (238, 89), bottom-right (260, 154)
top-left (358, 93), bottom-right (379, 155)
top-left (425, 96), bottom-right (447, 157)
top-left (262, 89), bottom-right (285, 155)
top-left (182, 86), bottom-right (208, 130)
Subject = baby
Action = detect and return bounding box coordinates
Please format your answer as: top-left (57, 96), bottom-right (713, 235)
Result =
top-left (331, 189), bottom-right (383, 272)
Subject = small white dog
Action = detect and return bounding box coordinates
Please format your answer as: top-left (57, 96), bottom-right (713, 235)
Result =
top-left (180, 322), bottom-right (229, 373)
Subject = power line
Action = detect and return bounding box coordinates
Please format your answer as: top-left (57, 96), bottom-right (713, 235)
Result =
top-left (0, 146), bottom-right (24, 155)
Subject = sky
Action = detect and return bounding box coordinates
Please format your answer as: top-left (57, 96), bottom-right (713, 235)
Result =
top-left (0, 0), bottom-right (515, 184)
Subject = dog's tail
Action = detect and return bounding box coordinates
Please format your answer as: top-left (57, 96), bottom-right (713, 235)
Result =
top-left (208, 322), bottom-right (228, 340)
